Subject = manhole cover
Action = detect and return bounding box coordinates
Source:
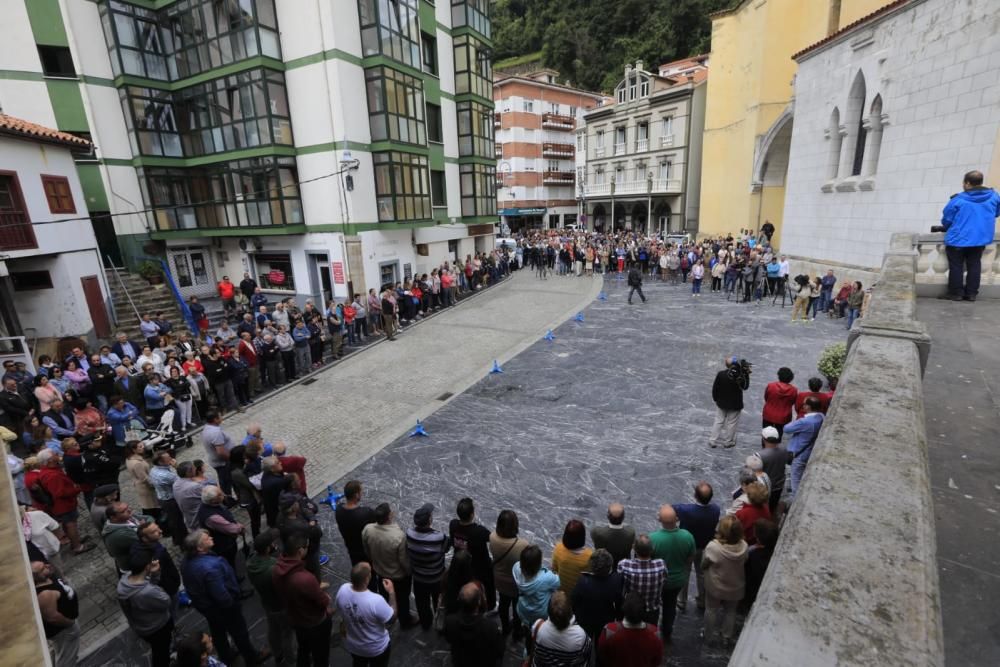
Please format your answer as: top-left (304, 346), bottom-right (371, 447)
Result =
top-left (300, 378), bottom-right (318, 386)
top-left (436, 392), bottom-right (454, 401)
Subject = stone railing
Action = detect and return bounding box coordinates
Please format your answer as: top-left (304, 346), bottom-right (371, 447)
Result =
top-left (730, 232), bottom-right (943, 667)
top-left (914, 233), bottom-right (1000, 294)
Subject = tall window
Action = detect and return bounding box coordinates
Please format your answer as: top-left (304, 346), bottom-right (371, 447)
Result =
top-left (457, 100), bottom-right (494, 158)
top-left (120, 68), bottom-right (292, 158)
top-left (454, 34), bottom-right (492, 99)
top-left (41, 176), bottom-right (76, 214)
top-left (451, 0), bottom-right (491, 39)
top-left (426, 102), bottom-right (443, 143)
top-left (459, 163), bottom-right (496, 216)
top-left (662, 116), bottom-right (673, 139)
top-left (595, 130), bottom-right (604, 147)
top-left (373, 152), bottom-right (431, 221)
top-left (139, 157), bottom-right (301, 231)
top-left (358, 0), bottom-right (421, 68)
top-left (100, 0), bottom-right (282, 81)
top-left (0, 173), bottom-right (37, 251)
top-left (421, 32), bottom-right (438, 75)
top-left (431, 169), bottom-right (447, 207)
top-left (366, 66), bottom-right (426, 145)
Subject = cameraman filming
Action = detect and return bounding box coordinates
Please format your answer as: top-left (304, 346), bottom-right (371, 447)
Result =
top-left (710, 357), bottom-right (751, 449)
top-left (931, 170), bottom-right (1000, 302)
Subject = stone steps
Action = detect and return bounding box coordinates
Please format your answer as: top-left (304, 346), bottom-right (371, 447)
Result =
top-left (104, 269), bottom-right (195, 341)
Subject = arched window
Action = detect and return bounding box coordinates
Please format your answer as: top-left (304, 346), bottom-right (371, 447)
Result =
top-left (826, 107), bottom-right (842, 182)
top-left (840, 70), bottom-right (867, 181)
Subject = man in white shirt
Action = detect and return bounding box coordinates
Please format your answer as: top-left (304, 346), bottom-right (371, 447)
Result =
top-left (336, 562), bottom-right (396, 665)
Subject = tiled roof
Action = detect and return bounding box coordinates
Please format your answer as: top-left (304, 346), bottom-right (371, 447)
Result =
top-left (0, 113), bottom-right (91, 148)
top-left (793, 0), bottom-right (912, 60)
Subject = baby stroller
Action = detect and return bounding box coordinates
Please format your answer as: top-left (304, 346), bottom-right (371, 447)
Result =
top-left (124, 409), bottom-right (192, 456)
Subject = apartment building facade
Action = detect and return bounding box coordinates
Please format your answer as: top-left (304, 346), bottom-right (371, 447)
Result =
top-left (494, 70), bottom-right (607, 232)
top-left (577, 57), bottom-right (708, 235)
top-left (0, 0), bottom-right (496, 309)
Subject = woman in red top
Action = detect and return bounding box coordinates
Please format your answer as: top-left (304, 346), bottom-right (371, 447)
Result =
top-left (735, 482), bottom-right (772, 545)
top-left (762, 367), bottom-right (798, 439)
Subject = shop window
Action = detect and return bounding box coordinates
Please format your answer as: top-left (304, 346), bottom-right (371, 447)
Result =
top-left (41, 176), bottom-right (76, 214)
top-left (253, 252), bottom-right (295, 291)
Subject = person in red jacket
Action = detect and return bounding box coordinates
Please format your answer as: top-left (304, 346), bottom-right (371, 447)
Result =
top-left (761, 367), bottom-right (798, 440)
top-left (36, 449), bottom-right (93, 554)
top-left (272, 532), bottom-right (332, 667)
top-left (217, 276), bottom-right (236, 318)
top-left (597, 591), bottom-right (663, 666)
top-left (794, 377), bottom-right (833, 418)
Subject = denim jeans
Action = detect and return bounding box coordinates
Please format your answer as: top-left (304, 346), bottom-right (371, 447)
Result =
top-left (945, 245), bottom-right (985, 297)
top-left (789, 454), bottom-right (810, 502)
top-left (847, 307), bottom-right (860, 329)
top-left (819, 289), bottom-right (834, 312)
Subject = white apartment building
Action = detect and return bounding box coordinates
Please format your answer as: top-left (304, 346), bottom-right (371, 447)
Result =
top-left (0, 0), bottom-right (497, 308)
top-left (494, 70), bottom-right (608, 232)
top-left (578, 56), bottom-right (708, 234)
top-left (0, 113), bottom-right (110, 341)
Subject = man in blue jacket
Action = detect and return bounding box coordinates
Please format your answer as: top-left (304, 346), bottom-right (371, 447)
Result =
top-left (784, 397), bottom-right (825, 503)
top-left (673, 482), bottom-right (721, 611)
top-left (936, 170), bottom-right (1000, 301)
top-left (180, 529), bottom-right (269, 665)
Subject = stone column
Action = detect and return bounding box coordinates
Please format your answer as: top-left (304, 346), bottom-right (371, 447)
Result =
top-left (861, 113), bottom-right (885, 179)
top-left (835, 123), bottom-right (853, 180)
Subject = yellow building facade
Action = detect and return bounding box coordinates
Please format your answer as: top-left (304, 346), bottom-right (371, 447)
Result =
top-left (698, 0), bottom-right (893, 246)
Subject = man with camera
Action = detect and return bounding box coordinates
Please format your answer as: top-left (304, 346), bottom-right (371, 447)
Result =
top-left (709, 357), bottom-right (751, 449)
top-left (932, 170), bottom-right (1000, 302)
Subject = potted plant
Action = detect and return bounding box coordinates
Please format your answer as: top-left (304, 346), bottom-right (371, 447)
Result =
top-left (137, 260), bottom-right (164, 285)
top-left (817, 342), bottom-right (847, 390)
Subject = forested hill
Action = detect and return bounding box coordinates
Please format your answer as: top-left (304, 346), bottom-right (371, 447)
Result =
top-left (492, 0), bottom-right (730, 92)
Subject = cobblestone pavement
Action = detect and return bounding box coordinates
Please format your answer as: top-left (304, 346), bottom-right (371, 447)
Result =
top-left (78, 273), bottom-right (845, 666)
top-left (68, 269), bottom-right (600, 659)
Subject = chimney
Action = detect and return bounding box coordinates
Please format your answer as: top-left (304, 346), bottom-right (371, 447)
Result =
top-left (636, 60), bottom-right (644, 72)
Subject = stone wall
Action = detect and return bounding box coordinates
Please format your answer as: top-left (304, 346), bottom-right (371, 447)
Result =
top-left (730, 233), bottom-right (943, 667)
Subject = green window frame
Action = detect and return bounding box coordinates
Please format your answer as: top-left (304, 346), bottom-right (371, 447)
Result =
top-left (100, 0), bottom-right (281, 82)
top-left (365, 66), bottom-right (426, 146)
top-left (456, 100), bottom-right (494, 159)
top-left (120, 68), bottom-right (292, 158)
top-left (451, 0), bottom-right (491, 39)
top-left (139, 156), bottom-right (302, 231)
top-left (373, 152), bottom-right (431, 222)
top-left (459, 163), bottom-right (496, 217)
top-left (453, 33), bottom-right (492, 100)
top-left (358, 0), bottom-right (421, 69)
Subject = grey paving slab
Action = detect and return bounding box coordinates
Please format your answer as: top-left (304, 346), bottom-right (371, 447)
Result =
top-left (918, 299), bottom-right (1000, 667)
top-left (79, 275), bottom-right (846, 666)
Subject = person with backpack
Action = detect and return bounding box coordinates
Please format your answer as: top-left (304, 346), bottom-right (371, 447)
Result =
top-left (627, 265), bottom-right (647, 305)
top-left (34, 449), bottom-right (93, 555)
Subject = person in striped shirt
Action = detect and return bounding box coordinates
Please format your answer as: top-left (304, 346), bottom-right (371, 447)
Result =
top-left (405, 503), bottom-right (450, 631)
top-left (617, 534), bottom-right (666, 625)
top-left (529, 591), bottom-right (591, 667)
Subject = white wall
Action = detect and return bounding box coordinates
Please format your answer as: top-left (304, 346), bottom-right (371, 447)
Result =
top-left (781, 0), bottom-right (1000, 269)
top-left (11, 249), bottom-right (104, 338)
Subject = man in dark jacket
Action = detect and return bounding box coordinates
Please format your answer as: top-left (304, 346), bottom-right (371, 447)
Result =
top-left (709, 357), bottom-right (750, 449)
top-left (247, 530), bottom-right (294, 666)
top-left (86, 354), bottom-right (116, 412)
top-left (570, 549), bottom-right (622, 640)
top-left (0, 377), bottom-right (32, 432)
top-left (260, 456), bottom-right (293, 527)
top-left (239, 272), bottom-right (258, 300)
top-left (674, 482), bottom-right (722, 611)
top-left (449, 497), bottom-right (495, 609)
top-left (444, 582), bottom-right (504, 667)
top-left (180, 529), bottom-right (269, 666)
top-left (130, 520), bottom-right (181, 598)
top-left (627, 265), bottom-right (646, 304)
top-left (272, 532), bottom-right (332, 667)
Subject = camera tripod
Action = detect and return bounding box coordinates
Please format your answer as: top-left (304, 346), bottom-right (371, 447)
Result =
top-left (771, 276), bottom-right (790, 307)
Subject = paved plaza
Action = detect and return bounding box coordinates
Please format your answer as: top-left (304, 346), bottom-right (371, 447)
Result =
top-left (919, 299), bottom-right (1000, 666)
top-left (78, 273), bottom-right (846, 666)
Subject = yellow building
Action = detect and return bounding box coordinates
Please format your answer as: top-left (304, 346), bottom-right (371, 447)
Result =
top-left (698, 0), bottom-right (893, 246)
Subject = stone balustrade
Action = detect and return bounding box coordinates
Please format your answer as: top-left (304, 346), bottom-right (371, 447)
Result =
top-left (913, 233), bottom-right (1000, 287)
top-left (730, 232), bottom-right (943, 667)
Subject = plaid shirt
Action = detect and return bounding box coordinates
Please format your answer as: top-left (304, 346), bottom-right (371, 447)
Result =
top-left (618, 557), bottom-right (666, 614)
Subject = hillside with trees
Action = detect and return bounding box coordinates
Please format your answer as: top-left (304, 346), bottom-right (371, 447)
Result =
top-left (492, 0), bottom-right (730, 92)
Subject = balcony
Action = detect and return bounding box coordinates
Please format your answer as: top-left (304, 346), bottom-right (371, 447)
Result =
top-left (581, 178), bottom-right (682, 197)
top-left (594, 146), bottom-right (606, 157)
top-left (661, 134), bottom-right (675, 147)
top-left (542, 112), bottom-right (575, 131)
top-left (0, 212), bottom-right (38, 251)
top-left (543, 170), bottom-right (576, 185)
top-left (542, 142), bottom-right (575, 158)
top-left (636, 138), bottom-right (649, 152)
top-left (495, 144), bottom-right (503, 158)
top-left (613, 142), bottom-right (626, 156)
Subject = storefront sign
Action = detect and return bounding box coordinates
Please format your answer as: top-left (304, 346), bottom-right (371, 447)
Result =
top-left (267, 269), bottom-right (286, 285)
top-left (467, 223), bottom-right (497, 236)
top-left (500, 207), bottom-right (546, 216)
top-left (332, 261), bottom-right (345, 285)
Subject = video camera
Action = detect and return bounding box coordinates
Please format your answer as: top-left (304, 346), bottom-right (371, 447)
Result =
top-left (727, 357), bottom-right (753, 383)
top-left (930, 225), bottom-right (946, 233)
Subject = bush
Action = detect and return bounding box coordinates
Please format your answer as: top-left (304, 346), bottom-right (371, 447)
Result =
top-left (137, 260), bottom-right (162, 281)
top-left (817, 342), bottom-right (847, 380)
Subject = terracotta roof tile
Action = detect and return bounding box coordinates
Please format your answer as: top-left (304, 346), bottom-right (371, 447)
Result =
top-left (0, 113), bottom-right (91, 148)
top-left (793, 0), bottom-right (912, 60)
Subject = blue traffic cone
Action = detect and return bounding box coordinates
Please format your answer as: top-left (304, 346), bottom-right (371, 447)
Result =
top-left (574, 312), bottom-right (585, 322)
top-left (544, 330), bottom-right (555, 341)
top-left (410, 419), bottom-right (429, 437)
top-left (319, 554), bottom-right (331, 566)
top-left (598, 291), bottom-right (607, 301)
top-left (490, 360), bottom-right (504, 374)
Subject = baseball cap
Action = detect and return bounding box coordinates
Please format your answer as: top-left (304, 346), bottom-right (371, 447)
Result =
top-left (413, 502), bottom-right (434, 526)
top-left (761, 426), bottom-right (780, 441)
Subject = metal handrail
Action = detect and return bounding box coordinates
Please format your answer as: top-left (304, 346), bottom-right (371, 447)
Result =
top-left (106, 257), bottom-right (141, 325)
top-left (135, 255), bottom-right (198, 336)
